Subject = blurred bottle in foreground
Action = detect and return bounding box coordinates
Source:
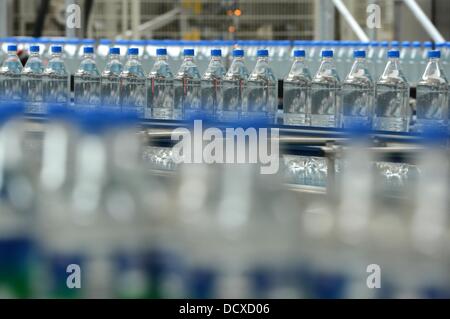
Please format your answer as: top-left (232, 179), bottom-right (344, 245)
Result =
top-left (74, 46), bottom-right (101, 108)
top-left (0, 45), bottom-right (23, 102)
top-left (220, 49), bottom-right (249, 122)
top-left (120, 48), bottom-right (146, 117)
top-left (43, 45), bottom-right (69, 109)
top-left (146, 48), bottom-right (174, 120)
top-left (373, 50), bottom-right (410, 132)
top-left (243, 49), bottom-right (278, 124)
top-left (174, 49), bottom-right (201, 120)
top-left (341, 50), bottom-right (374, 129)
top-left (283, 49), bottom-right (311, 126)
top-left (415, 50), bottom-right (448, 132)
top-left (0, 104), bottom-right (35, 298)
top-left (201, 49), bottom-right (226, 119)
top-left (310, 50), bottom-right (341, 128)
top-left (101, 47), bottom-right (123, 111)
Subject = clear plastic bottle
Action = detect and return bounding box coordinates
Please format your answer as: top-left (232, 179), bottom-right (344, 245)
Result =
top-left (43, 45), bottom-right (69, 109)
top-left (375, 41), bottom-right (389, 80)
top-left (74, 46), bottom-right (101, 108)
top-left (101, 47), bottom-right (123, 110)
top-left (367, 41), bottom-right (379, 80)
top-left (201, 49), bottom-right (226, 119)
top-left (174, 48), bottom-right (201, 120)
top-left (220, 49), bottom-right (249, 122)
top-left (341, 50), bottom-right (374, 128)
top-left (310, 50), bottom-right (341, 128)
top-left (283, 49), bottom-right (311, 126)
top-left (416, 50), bottom-right (448, 132)
top-left (120, 48), bottom-right (146, 117)
top-left (373, 50), bottom-right (410, 132)
top-left (146, 48), bottom-right (174, 119)
top-left (22, 45), bottom-right (45, 114)
top-left (419, 41), bottom-right (433, 81)
top-left (400, 41), bottom-right (411, 79)
top-left (444, 42), bottom-right (450, 79)
top-left (243, 49), bottom-right (278, 123)
top-left (0, 45), bottom-right (23, 102)
top-left (408, 41), bottom-right (422, 86)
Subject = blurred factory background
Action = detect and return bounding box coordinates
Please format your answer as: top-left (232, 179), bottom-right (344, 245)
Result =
top-left (0, 0), bottom-right (449, 42)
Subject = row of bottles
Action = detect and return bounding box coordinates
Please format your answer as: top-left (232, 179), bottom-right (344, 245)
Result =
top-left (1, 43), bottom-right (448, 132)
top-left (284, 49), bottom-right (449, 132)
top-left (2, 38), bottom-right (449, 82)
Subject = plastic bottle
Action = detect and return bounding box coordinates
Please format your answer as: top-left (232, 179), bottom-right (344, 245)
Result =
top-left (373, 50), bottom-right (410, 132)
top-left (283, 49), bottom-right (312, 126)
top-left (173, 48), bottom-right (201, 120)
top-left (310, 50), bottom-right (341, 128)
top-left (243, 49), bottom-right (278, 123)
top-left (22, 45), bottom-right (45, 114)
top-left (200, 49), bottom-right (226, 119)
top-left (101, 47), bottom-right (123, 110)
top-left (416, 50), bottom-right (448, 132)
top-left (43, 45), bottom-right (69, 108)
top-left (341, 50), bottom-right (374, 128)
top-left (0, 45), bottom-right (23, 102)
top-left (146, 48), bottom-right (174, 119)
top-left (74, 46), bottom-right (101, 108)
top-left (220, 49), bottom-right (249, 122)
top-left (120, 48), bottom-right (146, 117)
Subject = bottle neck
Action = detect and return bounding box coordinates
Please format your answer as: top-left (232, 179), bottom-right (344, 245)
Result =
top-left (210, 56), bottom-right (222, 63)
top-left (183, 56), bottom-right (194, 62)
top-left (29, 52), bottom-right (40, 58)
top-left (7, 51), bottom-right (18, 57)
top-left (232, 56), bottom-right (245, 63)
top-left (429, 57), bottom-right (440, 63)
top-left (293, 57), bottom-right (305, 63)
top-left (108, 53), bottom-right (120, 60)
top-left (51, 52), bottom-right (63, 59)
top-left (321, 56), bottom-right (334, 63)
top-left (83, 53), bottom-right (95, 59)
top-left (157, 55), bottom-right (168, 62)
top-left (256, 56), bottom-right (269, 63)
top-left (127, 54), bottom-right (139, 61)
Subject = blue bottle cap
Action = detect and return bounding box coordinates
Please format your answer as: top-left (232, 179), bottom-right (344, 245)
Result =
top-left (412, 41), bottom-right (421, 47)
top-left (183, 48), bottom-right (194, 56)
top-left (353, 50), bottom-right (366, 58)
top-left (390, 41), bottom-right (400, 47)
top-left (211, 49), bottom-right (222, 57)
top-left (435, 42), bottom-right (445, 48)
top-left (428, 50), bottom-right (440, 58)
top-left (109, 47), bottom-right (120, 55)
top-left (29, 45), bottom-right (40, 53)
top-left (369, 41), bottom-right (379, 47)
top-left (83, 46), bottom-right (94, 54)
top-left (423, 41), bottom-right (433, 48)
top-left (401, 41), bottom-right (411, 47)
top-left (380, 41), bottom-right (389, 47)
top-left (7, 44), bottom-right (17, 52)
top-left (293, 49), bottom-right (305, 57)
top-left (128, 47), bottom-right (139, 55)
top-left (387, 50), bottom-right (400, 58)
top-left (257, 49), bottom-right (269, 57)
top-left (232, 49), bottom-right (244, 57)
top-left (156, 48), bottom-right (167, 56)
top-left (321, 50), bottom-right (333, 57)
top-left (51, 46), bottom-right (62, 53)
